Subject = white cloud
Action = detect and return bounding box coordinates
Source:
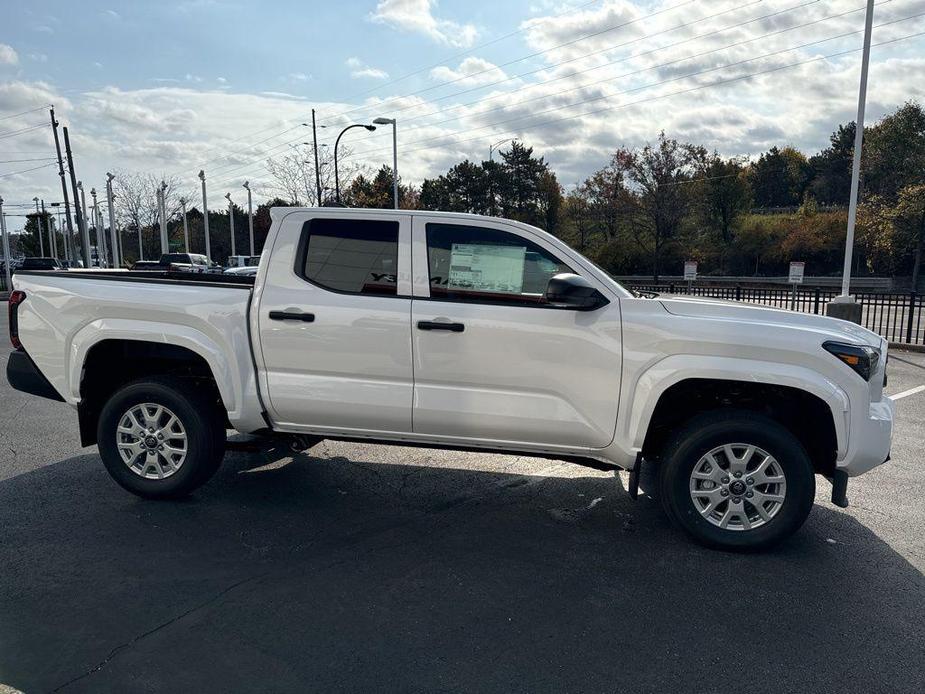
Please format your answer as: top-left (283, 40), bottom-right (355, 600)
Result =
top-left (28, 53), bottom-right (48, 63)
top-left (346, 57), bottom-right (389, 80)
top-left (286, 72), bottom-right (310, 82)
top-left (33, 25), bottom-right (54, 34)
top-left (0, 44), bottom-right (19, 66)
top-left (370, 0), bottom-right (477, 48)
top-left (103, 9), bottom-right (120, 20)
top-left (430, 57), bottom-right (507, 86)
top-left (217, 77), bottom-right (227, 84)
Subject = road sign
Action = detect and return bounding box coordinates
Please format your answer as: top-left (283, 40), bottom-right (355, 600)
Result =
top-left (684, 261), bottom-right (697, 281)
top-left (789, 261), bottom-right (805, 285)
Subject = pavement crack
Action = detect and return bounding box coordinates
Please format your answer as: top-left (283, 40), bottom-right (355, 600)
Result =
top-left (51, 574), bottom-right (265, 692)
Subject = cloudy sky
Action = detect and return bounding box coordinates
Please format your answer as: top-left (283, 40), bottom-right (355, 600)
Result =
top-left (1, 0), bottom-right (924, 230)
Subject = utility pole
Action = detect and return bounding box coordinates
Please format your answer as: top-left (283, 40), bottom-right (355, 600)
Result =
top-left (106, 173), bottom-right (119, 267)
top-left (225, 192), bottom-right (236, 258)
top-left (243, 181), bottom-right (254, 256)
top-left (32, 197), bottom-right (45, 256)
top-left (829, 0), bottom-right (875, 324)
top-left (0, 195), bottom-right (11, 293)
top-left (64, 127), bottom-right (89, 268)
top-left (50, 109), bottom-right (76, 263)
top-left (312, 109), bottom-right (322, 204)
top-left (180, 197), bottom-right (189, 252)
top-left (199, 170), bottom-right (211, 261)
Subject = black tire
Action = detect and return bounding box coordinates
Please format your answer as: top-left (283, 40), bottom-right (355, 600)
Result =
top-left (97, 376), bottom-right (226, 499)
top-left (658, 410), bottom-right (815, 551)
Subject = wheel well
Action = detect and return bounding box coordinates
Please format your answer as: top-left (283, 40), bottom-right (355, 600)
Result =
top-left (641, 378), bottom-right (838, 476)
top-left (78, 339), bottom-right (226, 446)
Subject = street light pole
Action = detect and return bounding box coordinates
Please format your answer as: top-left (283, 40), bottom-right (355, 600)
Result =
top-left (180, 197), bottom-right (189, 252)
top-left (199, 170), bottom-right (211, 261)
top-left (91, 187), bottom-right (107, 267)
top-left (0, 195), bottom-right (11, 293)
top-left (334, 123), bottom-right (376, 204)
top-left (158, 180), bottom-right (169, 255)
top-left (489, 138), bottom-right (512, 162)
top-left (42, 199), bottom-right (55, 259)
top-left (77, 180), bottom-right (91, 266)
top-left (33, 197), bottom-right (45, 257)
top-left (373, 117), bottom-right (398, 209)
top-left (830, 0), bottom-right (875, 322)
top-left (106, 173), bottom-right (119, 267)
top-left (225, 192), bottom-right (236, 258)
top-left (243, 181), bottom-right (254, 256)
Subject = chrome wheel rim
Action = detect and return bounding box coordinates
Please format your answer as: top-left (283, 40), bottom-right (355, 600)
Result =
top-left (116, 403), bottom-right (188, 480)
top-left (689, 443), bottom-right (787, 531)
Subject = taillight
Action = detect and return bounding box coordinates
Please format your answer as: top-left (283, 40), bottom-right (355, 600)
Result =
top-left (8, 289), bottom-right (25, 349)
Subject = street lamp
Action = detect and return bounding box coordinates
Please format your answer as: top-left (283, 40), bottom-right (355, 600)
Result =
top-left (32, 197), bottom-right (45, 256)
top-left (106, 172), bottom-right (120, 267)
top-left (242, 180), bottom-right (254, 256)
top-left (373, 117), bottom-right (398, 210)
top-left (199, 169), bottom-right (211, 261)
top-left (179, 197), bottom-right (190, 253)
top-left (334, 123), bottom-right (376, 205)
top-left (225, 192), bottom-right (236, 258)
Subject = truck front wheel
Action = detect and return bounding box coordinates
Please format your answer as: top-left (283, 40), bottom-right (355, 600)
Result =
top-left (97, 377), bottom-right (226, 499)
top-left (658, 410), bottom-right (815, 551)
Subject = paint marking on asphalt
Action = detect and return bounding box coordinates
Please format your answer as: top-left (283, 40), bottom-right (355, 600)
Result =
top-left (889, 385), bottom-right (925, 401)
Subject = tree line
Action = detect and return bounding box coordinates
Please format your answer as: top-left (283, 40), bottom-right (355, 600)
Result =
top-left (15, 101), bottom-right (924, 286)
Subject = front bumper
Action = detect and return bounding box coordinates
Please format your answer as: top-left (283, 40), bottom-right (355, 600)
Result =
top-left (839, 398), bottom-right (894, 477)
top-left (6, 348), bottom-right (64, 402)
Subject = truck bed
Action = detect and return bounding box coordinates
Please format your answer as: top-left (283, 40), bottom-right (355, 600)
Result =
top-left (14, 269), bottom-right (256, 287)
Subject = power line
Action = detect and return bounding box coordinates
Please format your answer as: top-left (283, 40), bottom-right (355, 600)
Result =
top-left (0, 123), bottom-right (47, 140)
top-left (205, 0), bottom-right (772, 182)
top-left (359, 0), bottom-right (883, 145)
top-left (183, 0), bottom-right (702, 177)
top-left (0, 105), bottom-right (52, 122)
top-left (346, 9), bottom-right (925, 160)
top-left (213, 1), bottom-right (917, 185)
top-left (369, 29), bottom-right (925, 163)
top-left (0, 162), bottom-right (57, 179)
top-left (0, 157), bottom-right (57, 164)
top-left (167, 1), bottom-right (608, 175)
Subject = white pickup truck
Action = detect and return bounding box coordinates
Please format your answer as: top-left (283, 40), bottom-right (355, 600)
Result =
top-left (6, 208), bottom-right (894, 549)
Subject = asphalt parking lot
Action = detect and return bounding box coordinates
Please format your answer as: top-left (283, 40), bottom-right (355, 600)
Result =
top-left (0, 314), bottom-right (923, 693)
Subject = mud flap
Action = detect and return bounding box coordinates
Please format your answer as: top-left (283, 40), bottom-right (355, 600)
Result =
top-left (830, 470), bottom-right (849, 508)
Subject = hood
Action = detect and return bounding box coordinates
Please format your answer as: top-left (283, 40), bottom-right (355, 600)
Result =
top-left (658, 295), bottom-right (882, 348)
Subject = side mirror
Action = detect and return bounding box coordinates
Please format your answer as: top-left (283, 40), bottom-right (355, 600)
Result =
top-left (545, 273), bottom-right (608, 311)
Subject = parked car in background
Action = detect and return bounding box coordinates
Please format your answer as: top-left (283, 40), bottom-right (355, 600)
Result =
top-left (14, 257), bottom-right (63, 273)
top-left (129, 254), bottom-right (220, 273)
top-left (223, 265), bottom-right (258, 276)
top-left (6, 208), bottom-right (894, 550)
top-left (130, 260), bottom-right (163, 271)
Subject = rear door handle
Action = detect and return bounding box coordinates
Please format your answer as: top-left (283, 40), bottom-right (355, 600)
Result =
top-left (417, 320), bottom-right (464, 332)
top-left (269, 310), bottom-right (315, 322)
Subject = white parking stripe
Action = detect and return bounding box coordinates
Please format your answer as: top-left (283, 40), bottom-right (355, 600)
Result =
top-left (889, 385), bottom-right (925, 401)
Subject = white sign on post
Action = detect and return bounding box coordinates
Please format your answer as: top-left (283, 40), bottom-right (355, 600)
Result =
top-left (789, 261), bottom-right (805, 285)
top-left (683, 261), bottom-right (697, 282)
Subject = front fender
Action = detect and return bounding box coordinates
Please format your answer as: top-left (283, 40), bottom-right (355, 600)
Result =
top-left (68, 319), bottom-right (239, 414)
top-left (623, 354), bottom-right (850, 459)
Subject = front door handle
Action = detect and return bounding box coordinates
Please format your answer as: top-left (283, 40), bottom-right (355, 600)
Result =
top-left (269, 310), bottom-right (315, 322)
top-left (417, 320), bottom-right (464, 332)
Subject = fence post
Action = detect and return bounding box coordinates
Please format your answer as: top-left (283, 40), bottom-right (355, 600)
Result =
top-left (813, 287), bottom-right (821, 315)
top-left (669, 283), bottom-right (675, 294)
top-left (735, 284), bottom-right (741, 301)
top-left (906, 292), bottom-right (917, 344)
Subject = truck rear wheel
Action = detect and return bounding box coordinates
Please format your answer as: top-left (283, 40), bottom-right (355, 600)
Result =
top-left (97, 377), bottom-right (226, 499)
top-left (658, 410), bottom-right (815, 551)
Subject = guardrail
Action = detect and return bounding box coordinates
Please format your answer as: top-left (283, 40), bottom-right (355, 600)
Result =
top-left (625, 283), bottom-right (924, 346)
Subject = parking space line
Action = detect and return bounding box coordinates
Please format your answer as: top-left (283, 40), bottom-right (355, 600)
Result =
top-left (889, 385), bottom-right (925, 401)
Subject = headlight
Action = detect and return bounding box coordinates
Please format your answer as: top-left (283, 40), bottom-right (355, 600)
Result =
top-left (823, 341), bottom-right (881, 381)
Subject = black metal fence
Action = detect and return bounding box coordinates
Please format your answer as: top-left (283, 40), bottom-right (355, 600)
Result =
top-left (625, 283), bottom-right (924, 346)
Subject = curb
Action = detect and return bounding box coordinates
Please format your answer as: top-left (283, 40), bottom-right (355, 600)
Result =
top-left (890, 342), bottom-right (925, 354)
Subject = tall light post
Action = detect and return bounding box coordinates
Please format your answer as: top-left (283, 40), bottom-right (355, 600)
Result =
top-left (106, 173), bottom-right (120, 267)
top-left (158, 180), bottom-right (169, 255)
top-left (373, 117), bottom-right (399, 209)
top-left (42, 199), bottom-right (55, 259)
top-left (32, 197), bottom-right (45, 256)
top-left (0, 195), bottom-right (11, 293)
top-left (225, 192), bottom-right (236, 258)
top-left (311, 111), bottom-right (323, 204)
top-left (180, 197), bottom-right (190, 252)
top-left (77, 180), bottom-right (91, 266)
top-left (199, 170), bottom-right (211, 261)
top-left (334, 123), bottom-right (376, 205)
top-left (90, 187), bottom-right (107, 267)
top-left (243, 180), bottom-right (254, 256)
top-left (829, 0), bottom-right (875, 324)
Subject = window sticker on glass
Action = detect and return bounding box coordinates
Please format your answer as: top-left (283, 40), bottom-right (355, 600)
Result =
top-left (448, 243), bottom-right (526, 294)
